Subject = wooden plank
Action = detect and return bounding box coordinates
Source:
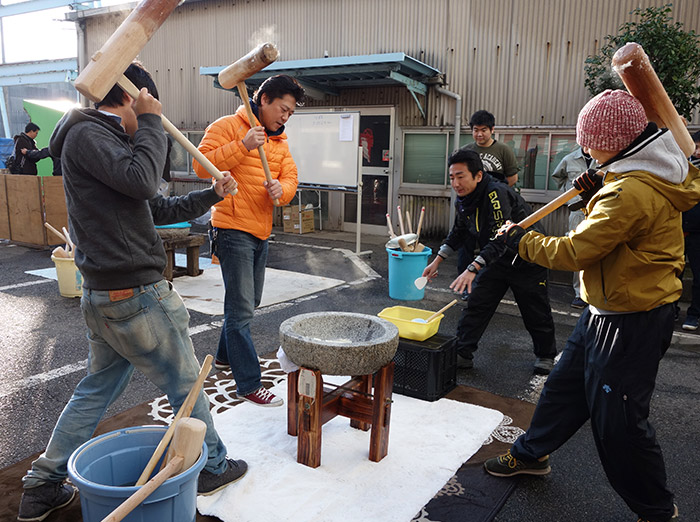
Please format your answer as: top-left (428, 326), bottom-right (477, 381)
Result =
top-left (0, 174), bottom-right (10, 240)
top-left (6, 175), bottom-right (45, 245)
top-left (41, 177), bottom-right (68, 246)
top-left (369, 361), bottom-right (394, 462)
top-left (287, 370), bottom-right (299, 436)
top-left (349, 375), bottom-right (372, 431)
top-left (297, 368), bottom-right (323, 468)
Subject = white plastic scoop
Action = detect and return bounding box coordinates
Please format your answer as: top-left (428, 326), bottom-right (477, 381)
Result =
top-left (414, 276), bottom-right (428, 290)
top-left (411, 299), bottom-right (458, 323)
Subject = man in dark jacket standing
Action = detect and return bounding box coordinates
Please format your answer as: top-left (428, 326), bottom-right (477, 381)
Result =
top-left (13, 122), bottom-right (50, 174)
top-left (422, 149), bottom-right (557, 374)
top-left (17, 63), bottom-right (245, 522)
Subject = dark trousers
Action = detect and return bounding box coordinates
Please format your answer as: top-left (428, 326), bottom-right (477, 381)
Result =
top-left (455, 262), bottom-right (556, 360)
top-left (686, 233), bottom-right (700, 319)
top-left (512, 305), bottom-right (675, 522)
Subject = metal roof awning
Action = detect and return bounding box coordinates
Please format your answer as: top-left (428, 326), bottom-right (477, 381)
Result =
top-left (200, 52), bottom-right (442, 118)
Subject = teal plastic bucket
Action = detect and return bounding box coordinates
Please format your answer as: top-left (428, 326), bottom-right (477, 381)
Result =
top-left (67, 426), bottom-right (207, 522)
top-left (387, 246), bottom-right (432, 300)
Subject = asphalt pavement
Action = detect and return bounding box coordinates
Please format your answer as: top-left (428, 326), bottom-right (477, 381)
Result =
top-left (0, 228), bottom-right (698, 522)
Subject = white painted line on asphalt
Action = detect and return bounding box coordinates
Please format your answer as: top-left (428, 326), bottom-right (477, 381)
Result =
top-left (0, 279), bottom-right (54, 292)
top-left (335, 248), bottom-right (382, 279)
top-left (4, 244), bottom-right (379, 398)
top-left (0, 359), bottom-right (88, 400)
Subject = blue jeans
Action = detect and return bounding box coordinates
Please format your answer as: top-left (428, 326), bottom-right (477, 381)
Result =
top-left (214, 229), bottom-right (268, 396)
top-left (23, 280), bottom-right (227, 488)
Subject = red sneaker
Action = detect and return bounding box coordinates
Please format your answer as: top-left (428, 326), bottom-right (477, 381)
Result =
top-left (237, 386), bottom-right (283, 407)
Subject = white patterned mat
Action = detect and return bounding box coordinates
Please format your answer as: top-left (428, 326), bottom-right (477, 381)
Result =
top-left (196, 376), bottom-right (503, 522)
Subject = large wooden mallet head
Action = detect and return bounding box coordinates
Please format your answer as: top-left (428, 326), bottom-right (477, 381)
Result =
top-left (612, 42), bottom-right (695, 157)
top-left (217, 43), bottom-right (280, 91)
top-left (74, 0), bottom-right (181, 103)
top-left (217, 43), bottom-right (281, 204)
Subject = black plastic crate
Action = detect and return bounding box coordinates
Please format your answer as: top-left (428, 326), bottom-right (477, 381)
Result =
top-left (392, 333), bottom-right (457, 401)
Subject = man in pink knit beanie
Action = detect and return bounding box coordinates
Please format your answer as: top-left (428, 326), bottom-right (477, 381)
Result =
top-left (484, 89), bottom-right (700, 522)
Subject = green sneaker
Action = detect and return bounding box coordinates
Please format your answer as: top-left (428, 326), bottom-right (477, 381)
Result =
top-left (484, 449), bottom-right (551, 477)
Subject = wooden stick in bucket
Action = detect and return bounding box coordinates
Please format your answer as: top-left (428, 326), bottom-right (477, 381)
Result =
top-left (135, 354), bottom-right (212, 485)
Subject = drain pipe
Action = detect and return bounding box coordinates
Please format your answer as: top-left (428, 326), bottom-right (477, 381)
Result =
top-left (434, 85), bottom-right (462, 228)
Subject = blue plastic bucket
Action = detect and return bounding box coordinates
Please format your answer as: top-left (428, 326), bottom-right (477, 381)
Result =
top-left (386, 246), bottom-right (432, 300)
top-left (67, 426), bottom-right (207, 522)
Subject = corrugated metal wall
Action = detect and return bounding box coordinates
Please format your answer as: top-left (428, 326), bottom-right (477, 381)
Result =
top-left (79, 0), bottom-right (700, 130)
top-left (397, 194), bottom-right (571, 239)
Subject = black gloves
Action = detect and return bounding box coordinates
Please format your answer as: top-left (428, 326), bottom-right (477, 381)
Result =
top-left (573, 169), bottom-right (603, 205)
top-left (495, 222), bottom-right (526, 255)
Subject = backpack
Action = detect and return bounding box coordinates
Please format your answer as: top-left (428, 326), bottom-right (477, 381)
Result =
top-left (5, 154), bottom-right (18, 174)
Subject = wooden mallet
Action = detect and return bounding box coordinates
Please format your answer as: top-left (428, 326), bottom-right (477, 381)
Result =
top-left (72, 0), bottom-right (237, 194)
top-left (101, 418), bottom-right (206, 522)
top-left (517, 42), bottom-right (692, 230)
top-left (611, 42), bottom-right (695, 157)
top-left (134, 354), bottom-right (213, 486)
top-left (217, 43), bottom-right (281, 205)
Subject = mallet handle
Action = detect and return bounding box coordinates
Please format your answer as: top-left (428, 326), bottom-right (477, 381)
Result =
top-left (117, 76), bottom-right (237, 194)
top-left (236, 82), bottom-right (280, 206)
top-left (517, 187), bottom-right (580, 230)
top-left (101, 456), bottom-right (183, 522)
top-left (134, 354), bottom-right (213, 485)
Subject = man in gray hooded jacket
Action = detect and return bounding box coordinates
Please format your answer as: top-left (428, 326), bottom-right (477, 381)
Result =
top-left (18, 63), bottom-right (244, 522)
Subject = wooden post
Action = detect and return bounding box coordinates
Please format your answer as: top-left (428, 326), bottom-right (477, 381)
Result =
top-left (349, 374), bottom-right (372, 432)
top-left (287, 370), bottom-right (299, 436)
top-left (296, 368), bottom-right (323, 468)
top-left (369, 361), bottom-right (394, 462)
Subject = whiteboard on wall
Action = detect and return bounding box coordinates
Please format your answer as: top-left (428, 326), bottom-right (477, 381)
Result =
top-left (284, 112), bottom-right (360, 187)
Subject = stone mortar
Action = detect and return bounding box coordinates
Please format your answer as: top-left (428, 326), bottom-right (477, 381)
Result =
top-left (279, 312), bottom-right (399, 375)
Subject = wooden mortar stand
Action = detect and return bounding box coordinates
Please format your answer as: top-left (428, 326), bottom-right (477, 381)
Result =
top-left (287, 361), bottom-right (395, 468)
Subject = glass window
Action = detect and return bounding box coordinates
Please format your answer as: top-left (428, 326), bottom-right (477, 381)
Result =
top-left (402, 133), bottom-right (447, 185)
top-left (360, 115), bottom-right (391, 167)
top-left (458, 133), bottom-right (475, 149)
top-left (549, 135), bottom-right (580, 189)
top-left (499, 133), bottom-right (550, 190)
top-left (169, 138), bottom-right (189, 174)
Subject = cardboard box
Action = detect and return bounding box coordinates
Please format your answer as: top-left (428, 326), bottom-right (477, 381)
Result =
top-left (283, 205), bottom-right (314, 234)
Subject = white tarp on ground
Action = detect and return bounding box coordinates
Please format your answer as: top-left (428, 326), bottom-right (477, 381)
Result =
top-left (198, 378), bottom-right (503, 522)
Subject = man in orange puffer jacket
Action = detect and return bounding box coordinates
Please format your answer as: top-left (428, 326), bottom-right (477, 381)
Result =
top-left (194, 74), bottom-right (305, 407)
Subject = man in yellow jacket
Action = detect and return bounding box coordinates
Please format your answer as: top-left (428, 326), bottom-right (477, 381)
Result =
top-left (485, 90), bottom-right (700, 522)
top-left (194, 74), bottom-right (304, 407)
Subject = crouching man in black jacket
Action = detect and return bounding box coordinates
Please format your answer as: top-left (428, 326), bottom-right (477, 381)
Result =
top-left (423, 149), bottom-right (557, 374)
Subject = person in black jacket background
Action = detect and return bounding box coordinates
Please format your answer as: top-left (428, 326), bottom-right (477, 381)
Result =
top-left (682, 130), bottom-right (700, 331)
top-left (13, 122), bottom-right (50, 175)
top-left (423, 149), bottom-right (557, 374)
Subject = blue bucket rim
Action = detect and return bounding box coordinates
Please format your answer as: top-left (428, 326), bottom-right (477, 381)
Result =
top-left (386, 246), bottom-right (432, 258)
top-left (67, 425), bottom-right (207, 494)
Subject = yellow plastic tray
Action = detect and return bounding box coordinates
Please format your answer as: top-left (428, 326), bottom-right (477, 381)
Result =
top-left (378, 305), bottom-right (443, 342)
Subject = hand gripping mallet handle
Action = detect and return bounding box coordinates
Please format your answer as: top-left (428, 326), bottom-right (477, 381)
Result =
top-left (612, 42), bottom-right (695, 157)
top-left (217, 43), bottom-right (281, 206)
top-left (236, 83), bottom-right (279, 206)
top-left (117, 76), bottom-right (237, 195)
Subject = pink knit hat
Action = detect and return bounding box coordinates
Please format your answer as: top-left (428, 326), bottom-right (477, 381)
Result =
top-left (576, 89), bottom-right (647, 152)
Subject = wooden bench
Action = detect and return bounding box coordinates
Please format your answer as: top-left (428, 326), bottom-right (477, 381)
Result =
top-left (161, 234), bottom-right (207, 281)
